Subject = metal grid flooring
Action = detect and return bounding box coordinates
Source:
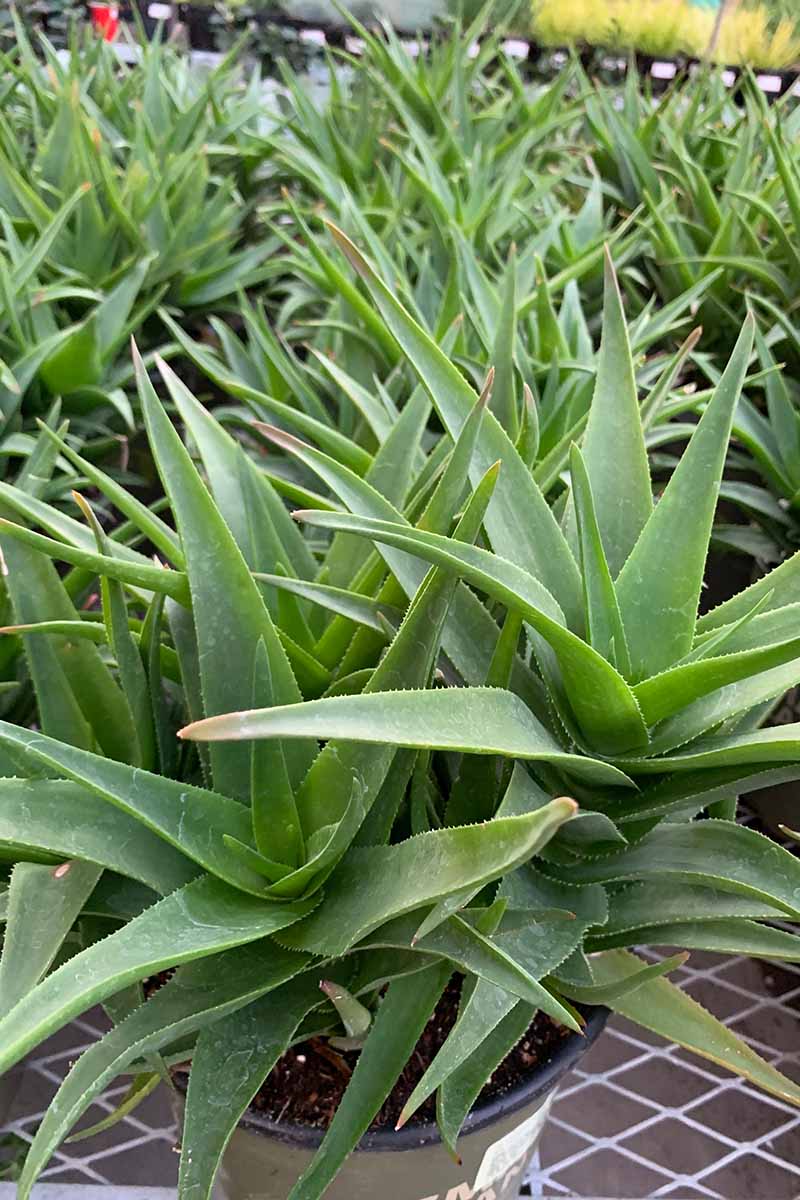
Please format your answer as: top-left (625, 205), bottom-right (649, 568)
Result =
top-left (529, 952), bottom-right (800, 1198)
top-left (2, 950), bottom-right (798, 1198)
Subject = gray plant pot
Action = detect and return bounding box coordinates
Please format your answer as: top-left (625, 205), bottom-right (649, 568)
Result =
top-left (187, 1008), bottom-right (608, 1200)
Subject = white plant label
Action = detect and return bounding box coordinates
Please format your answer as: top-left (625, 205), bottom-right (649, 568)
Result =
top-left (472, 1093), bottom-right (554, 1194)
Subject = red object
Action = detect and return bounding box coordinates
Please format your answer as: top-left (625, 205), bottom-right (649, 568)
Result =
top-left (88, 3), bottom-right (120, 41)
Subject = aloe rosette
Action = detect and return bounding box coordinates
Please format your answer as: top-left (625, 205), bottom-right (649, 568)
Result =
top-left (0, 17), bottom-right (278, 467)
top-left (245, 28), bottom-right (800, 568)
top-left (0, 238), bottom-right (799, 1200)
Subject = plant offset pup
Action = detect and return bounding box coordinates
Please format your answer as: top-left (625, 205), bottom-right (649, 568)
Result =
top-left (1, 247), bottom-right (800, 1200)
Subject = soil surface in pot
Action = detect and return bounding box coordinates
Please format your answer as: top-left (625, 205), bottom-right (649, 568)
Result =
top-left (249, 978), bottom-right (571, 1131)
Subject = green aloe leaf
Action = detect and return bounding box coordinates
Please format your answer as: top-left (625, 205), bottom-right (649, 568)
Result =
top-left (604, 763), bottom-right (800, 827)
top-left (0, 517), bottom-right (189, 602)
top-left (0, 860), bottom-right (102, 1017)
top-left (615, 316), bottom-right (755, 679)
top-left (395, 977), bottom-right (522, 1130)
top-left (74, 493), bottom-right (155, 771)
top-left (12, 184), bottom-right (89, 292)
top-left (436, 997), bottom-right (534, 1157)
top-left (178, 972), bottom-right (323, 1200)
top-left (288, 964), bottom-right (452, 1200)
top-left (322, 387), bottom-right (429, 589)
top-left (159, 311), bottom-right (372, 476)
top-left (247, 772), bottom-right (367, 901)
top-left (433, 866), bottom-right (608, 1151)
top-left (261, 458), bottom-right (500, 870)
top-left (445, 609), bottom-right (524, 827)
top-left (516, 383), bottom-right (540, 469)
top-left (94, 257), bottom-right (152, 362)
top-left (293, 509), bottom-right (649, 756)
top-left (0, 876), bottom-right (314, 1080)
top-left (133, 344), bottom-right (314, 801)
top-left (0, 526), bottom-right (141, 760)
top-left (589, 919), bottom-right (800, 959)
top-left (569, 444), bottom-right (631, 675)
top-left (254, 572), bottom-right (402, 634)
top-left (633, 639), bottom-right (800, 727)
top-left (250, 639), bottom-right (303, 870)
top-left (0, 779), bottom-right (199, 895)
top-left (181, 687), bottom-right (631, 788)
top-left (755, 324), bottom-right (800, 486)
top-left (599, 880), bottom-right (788, 935)
top-left (35, 423), bottom-right (184, 566)
top-left (66, 1072), bottom-right (162, 1145)
top-left (155, 355), bottom-right (316, 587)
top-left (555, 950), bottom-right (687, 1003)
top-left (39, 316), bottom-right (102, 395)
top-left (546, 822), bottom-right (800, 919)
top-left (645, 655), bottom-right (800, 754)
top-left (697, 552), bottom-right (800, 634)
top-left (685, 594), bottom-right (777, 660)
top-left (0, 536), bottom-right (86, 752)
top-left (279, 801), bottom-right (577, 957)
top-left (17, 942), bottom-right (311, 1200)
top-left (632, 719), bottom-right (800, 770)
top-left (490, 245), bottom-right (519, 438)
top-left (327, 223), bottom-right (582, 628)
top-left (322, 980), bottom-right (372, 1042)
top-left (572, 250), bottom-right (652, 576)
top-left (362, 911), bottom-right (580, 1029)
top-left (0, 481), bottom-right (154, 568)
top-left (640, 327), bottom-right (702, 431)
top-left (0, 723), bottom-right (275, 896)
top-left (311, 349), bottom-right (394, 444)
top-left (257, 425), bottom-right (534, 702)
top-left (595, 949), bottom-right (800, 1108)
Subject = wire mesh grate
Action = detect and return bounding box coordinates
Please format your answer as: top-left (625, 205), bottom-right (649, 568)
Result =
top-left (526, 950), bottom-right (800, 1198)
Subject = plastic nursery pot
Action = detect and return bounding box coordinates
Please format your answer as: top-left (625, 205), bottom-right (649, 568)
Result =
top-left (180, 4), bottom-right (216, 52)
top-left (88, 3), bottom-right (120, 40)
top-left (177, 1008), bottom-right (608, 1200)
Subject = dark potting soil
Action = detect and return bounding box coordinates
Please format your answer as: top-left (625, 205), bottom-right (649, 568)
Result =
top-left (247, 978), bottom-right (571, 1132)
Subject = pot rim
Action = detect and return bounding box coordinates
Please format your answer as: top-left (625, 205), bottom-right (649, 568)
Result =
top-left (226, 1005), bottom-right (609, 1152)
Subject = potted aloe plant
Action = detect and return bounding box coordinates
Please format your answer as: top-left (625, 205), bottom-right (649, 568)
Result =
top-left (0, 244), bottom-right (800, 1200)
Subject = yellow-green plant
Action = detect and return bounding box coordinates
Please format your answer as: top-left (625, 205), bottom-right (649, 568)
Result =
top-left (532, 0), bottom-right (800, 66)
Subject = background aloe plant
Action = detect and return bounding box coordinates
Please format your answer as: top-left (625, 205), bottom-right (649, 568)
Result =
top-left (237, 29), bottom-right (800, 569)
top-left (0, 20), bottom-right (299, 723)
top-left (0, 235), bottom-right (799, 1200)
top-left (0, 18), bottom-right (284, 466)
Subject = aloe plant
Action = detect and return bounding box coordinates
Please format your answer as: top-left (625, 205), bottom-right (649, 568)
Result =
top-left (245, 30), bottom-right (800, 578)
top-left (0, 236), bottom-right (799, 1200)
top-left (0, 20), bottom-right (281, 486)
top-left (168, 20), bottom-right (732, 526)
top-left (2, 17), bottom-right (275, 304)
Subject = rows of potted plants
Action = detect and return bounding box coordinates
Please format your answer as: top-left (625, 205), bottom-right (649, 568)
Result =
top-left (1, 14), bottom-right (800, 1200)
top-left (12, 0), bottom-right (800, 73)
